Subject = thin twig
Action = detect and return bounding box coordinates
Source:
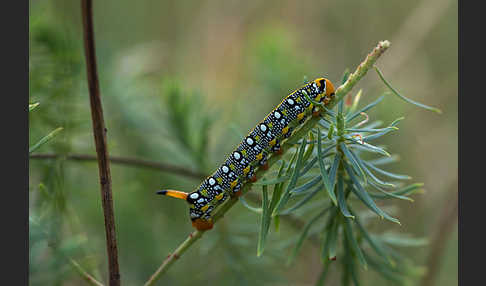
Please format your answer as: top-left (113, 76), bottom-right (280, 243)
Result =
top-left (29, 153), bottom-right (315, 242)
top-left (69, 259), bottom-right (105, 286)
top-left (81, 0), bottom-right (120, 285)
top-left (30, 153), bottom-right (205, 180)
top-left (420, 185), bottom-right (458, 286)
top-left (143, 40), bottom-right (391, 285)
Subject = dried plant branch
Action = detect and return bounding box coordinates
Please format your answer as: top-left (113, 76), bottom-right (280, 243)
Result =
top-left (143, 40), bottom-right (391, 285)
top-left (81, 0), bottom-right (120, 285)
top-left (29, 153), bottom-right (205, 180)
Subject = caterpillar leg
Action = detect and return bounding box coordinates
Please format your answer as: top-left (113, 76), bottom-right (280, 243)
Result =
top-left (192, 218), bottom-right (214, 231)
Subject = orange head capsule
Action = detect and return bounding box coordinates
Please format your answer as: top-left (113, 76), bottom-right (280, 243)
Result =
top-left (314, 78), bottom-right (336, 99)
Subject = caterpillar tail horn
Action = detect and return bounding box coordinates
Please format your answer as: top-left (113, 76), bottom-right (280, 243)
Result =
top-left (156, 189), bottom-right (188, 201)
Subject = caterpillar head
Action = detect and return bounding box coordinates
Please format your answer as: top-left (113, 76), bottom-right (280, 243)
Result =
top-left (314, 78), bottom-right (335, 98)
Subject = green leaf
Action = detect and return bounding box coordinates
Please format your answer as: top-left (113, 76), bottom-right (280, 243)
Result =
top-left (343, 161), bottom-right (400, 224)
top-left (321, 209), bottom-right (339, 261)
top-left (364, 252), bottom-right (407, 285)
top-left (326, 216), bottom-right (339, 260)
top-left (363, 118), bottom-right (404, 141)
top-left (257, 185), bottom-right (271, 256)
top-left (346, 127), bottom-right (398, 133)
top-left (341, 68), bottom-right (351, 84)
top-left (269, 161), bottom-right (287, 231)
top-left (378, 233), bottom-right (428, 247)
top-left (29, 102), bottom-right (40, 112)
top-left (343, 216), bottom-right (367, 269)
top-left (351, 207), bottom-right (393, 266)
top-left (287, 207), bottom-right (329, 265)
top-left (340, 142), bottom-right (367, 182)
top-left (326, 124), bottom-right (334, 140)
top-left (328, 153), bottom-right (341, 193)
top-left (366, 155), bottom-right (400, 166)
top-left (272, 140), bottom-right (307, 216)
top-left (239, 196), bottom-right (262, 213)
top-left (348, 89), bottom-right (363, 115)
top-left (375, 66), bottom-right (442, 114)
top-left (302, 131), bottom-right (315, 163)
top-left (29, 127), bottom-right (63, 154)
top-left (290, 176), bottom-right (322, 195)
top-left (299, 157), bottom-right (318, 176)
top-left (346, 96), bottom-right (384, 122)
top-left (315, 259), bottom-right (332, 286)
top-left (337, 175), bottom-right (354, 219)
top-left (363, 161), bottom-right (411, 180)
top-left (253, 176), bottom-right (290, 186)
top-left (346, 140), bottom-right (390, 157)
top-left (348, 149), bottom-right (395, 188)
top-left (317, 128), bottom-right (337, 206)
top-left (281, 183), bottom-right (324, 214)
top-left (368, 181), bottom-right (414, 202)
top-left (369, 183), bottom-right (424, 199)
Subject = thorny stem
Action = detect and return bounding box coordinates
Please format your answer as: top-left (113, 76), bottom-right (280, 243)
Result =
top-left (144, 40), bottom-right (391, 285)
top-left (81, 0), bottom-right (120, 285)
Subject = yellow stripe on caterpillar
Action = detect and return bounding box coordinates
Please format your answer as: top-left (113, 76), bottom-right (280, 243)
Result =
top-left (215, 193), bottom-right (224, 200)
top-left (297, 112), bottom-right (306, 121)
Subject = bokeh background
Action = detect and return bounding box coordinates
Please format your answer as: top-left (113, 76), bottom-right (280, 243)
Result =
top-left (29, 0), bottom-right (457, 285)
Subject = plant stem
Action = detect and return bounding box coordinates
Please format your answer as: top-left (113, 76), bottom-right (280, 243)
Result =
top-left (29, 153), bottom-right (205, 180)
top-left (69, 259), bottom-right (105, 286)
top-left (143, 40), bottom-right (391, 284)
top-left (81, 0), bottom-right (120, 285)
top-left (420, 184), bottom-right (458, 286)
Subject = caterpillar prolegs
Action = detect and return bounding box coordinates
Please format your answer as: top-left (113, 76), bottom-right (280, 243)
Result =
top-left (158, 78), bottom-right (335, 231)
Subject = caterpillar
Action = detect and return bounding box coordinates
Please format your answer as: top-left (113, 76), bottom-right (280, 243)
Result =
top-left (158, 78), bottom-right (335, 231)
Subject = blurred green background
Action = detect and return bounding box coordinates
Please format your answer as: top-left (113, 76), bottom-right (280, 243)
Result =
top-left (29, 0), bottom-right (457, 285)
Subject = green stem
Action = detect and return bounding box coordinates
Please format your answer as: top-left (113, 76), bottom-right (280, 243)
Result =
top-left (144, 40), bottom-right (392, 284)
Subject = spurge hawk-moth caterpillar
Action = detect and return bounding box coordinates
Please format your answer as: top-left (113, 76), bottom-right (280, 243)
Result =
top-left (158, 78), bottom-right (335, 231)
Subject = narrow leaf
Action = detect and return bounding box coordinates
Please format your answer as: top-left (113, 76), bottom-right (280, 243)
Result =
top-left (257, 185), bottom-right (271, 256)
top-left (351, 207), bottom-right (393, 265)
top-left (318, 128), bottom-right (337, 205)
top-left (29, 102), bottom-right (40, 112)
top-left (340, 142), bottom-right (367, 182)
top-left (281, 183), bottom-right (324, 214)
top-left (343, 217), bottom-right (367, 269)
top-left (343, 161), bottom-right (400, 224)
top-left (272, 140), bottom-right (307, 216)
top-left (287, 207), bottom-right (329, 265)
top-left (346, 96), bottom-right (384, 122)
top-left (337, 175), bottom-right (354, 219)
top-left (290, 176), bottom-right (322, 195)
top-left (375, 66), bottom-right (442, 114)
top-left (239, 196), bottom-right (262, 213)
top-left (29, 127), bottom-right (63, 154)
top-left (328, 153), bottom-right (341, 193)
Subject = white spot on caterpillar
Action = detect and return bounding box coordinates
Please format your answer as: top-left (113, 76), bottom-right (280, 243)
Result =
top-left (233, 152), bottom-right (241, 160)
top-left (190, 193), bottom-right (199, 199)
top-left (222, 166), bottom-right (229, 173)
top-left (287, 98), bottom-right (294, 105)
top-left (246, 137), bottom-right (254, 145)
top-left (260, 124), bottom-right (267, 132)
top-left (208, 178), bottom-right (216, 185)
top-left (274, 111), bottom-right (281, 119)
top-left (197, 198), bottom-right (205, 203)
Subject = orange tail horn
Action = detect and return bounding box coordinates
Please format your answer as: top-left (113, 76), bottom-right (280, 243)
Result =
top-left (156, 189), bottom-right (188, 201)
